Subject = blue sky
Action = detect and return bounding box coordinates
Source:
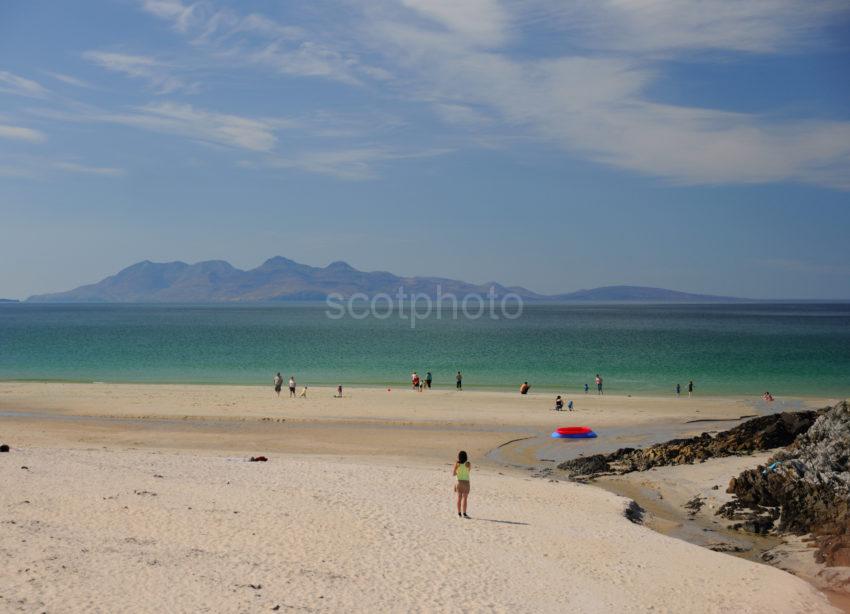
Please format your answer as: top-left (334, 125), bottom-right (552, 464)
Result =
top-left (1, 0), bottom-right (849, 299)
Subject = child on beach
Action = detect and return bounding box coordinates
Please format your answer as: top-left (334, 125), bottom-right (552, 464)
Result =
top-left (299, 385), bottom-right (308, 398)
top-left (555, 396), bottom-right (564, 411)
top-left (568, 400), bottom-right (573, 411)
top-left (584, 383), bottom-right (589, 394)
top-left (453, 450), bottom-right (471, 518)
top-left (335, 385), bottom-right (343, 398)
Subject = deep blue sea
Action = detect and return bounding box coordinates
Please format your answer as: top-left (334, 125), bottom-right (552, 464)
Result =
top-left (1, 303), bottom-right (849, 396)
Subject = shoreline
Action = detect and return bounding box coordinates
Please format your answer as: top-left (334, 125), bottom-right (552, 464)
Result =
top-left (3, 378), bottom-right (849, 399)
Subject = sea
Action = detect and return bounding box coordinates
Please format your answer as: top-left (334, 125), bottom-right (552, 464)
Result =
top-left (1, 302), bottom-right (849, 396)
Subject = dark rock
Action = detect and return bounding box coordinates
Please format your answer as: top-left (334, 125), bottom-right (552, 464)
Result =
top-left (559, 454), bottom-right (610, 476)
top-left (624, 500), bottom-right (645, 524)
top-left (0, 444), bottom-right (9, 452)
top-left (684, 495), bottom-right (705, 516)
top-left (558, 410), bottom-right (819, 477)
top-left (721, 401), bottom-right (849, 567)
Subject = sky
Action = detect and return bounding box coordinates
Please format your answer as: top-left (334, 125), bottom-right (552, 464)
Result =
top-left (1, 0), bottom-right (850, 300)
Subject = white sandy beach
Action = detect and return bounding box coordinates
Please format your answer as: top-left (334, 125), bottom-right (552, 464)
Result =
top-left (0, 383), bottom-right (844, 612)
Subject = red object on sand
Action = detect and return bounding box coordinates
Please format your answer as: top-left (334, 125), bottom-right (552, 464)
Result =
top-left (555, 426), bottom-right (593, 436)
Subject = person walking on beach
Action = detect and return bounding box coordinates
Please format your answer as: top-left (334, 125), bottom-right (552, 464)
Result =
top-left (595, 374), bottom-right (603, 395)
top-left (299, 385), bottom-right (308, 398)
top-left (456, 371), bottom-right (463, 390)
top-left (688, 380), bottom-right (694, 397)
top-left (273, 372), bottom-right (283, 397)
top-left (288, 376), bottom-right (297, 398)
top-left (453, 450), bottom-right (471, 518)
top-left (676, 383), bottom-right (681, 397)
top-left (555, 396), bottom-right (564, 411)
top-left (567, 399), bottom-right (574, 411)
top-left (584, 383), bottom-right (589, 394)
top-left (335, 385), bottom-right (343, 398)
top-left (412, 372), bottom-right (420, 391)
top-left (425, 371), bottom-right (432, 389)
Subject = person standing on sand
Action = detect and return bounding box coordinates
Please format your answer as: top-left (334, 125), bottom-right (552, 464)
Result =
top-left (676, 383), bottom-right (681, 397)
top-left (273, 373), bottom-right (283, 397)
top-left (289, 376), bottom-right (297, 398)
top-left (595, 374), bottom-right (603, 395)
top-left (425, 371), bottom-right (432, 389)
top-left (688, 380), bottom-right (694, 397)
top-left (453, 450), bottom-right (471, 518)
top-left (299, 385), bottom-right (308, 398)
top-left (584, 383), bottom-right (589, 394)
top-left (456, 371), bottom-right (463, 390)
top-left (412, 372), bottom-right (420, 391)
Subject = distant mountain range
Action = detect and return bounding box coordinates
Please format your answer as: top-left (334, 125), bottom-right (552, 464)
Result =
top-left (25, 257), bottom-right (745, 303)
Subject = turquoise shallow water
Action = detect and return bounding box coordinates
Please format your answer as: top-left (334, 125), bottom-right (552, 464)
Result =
top-left (1, 303), bottom-right (849, 396)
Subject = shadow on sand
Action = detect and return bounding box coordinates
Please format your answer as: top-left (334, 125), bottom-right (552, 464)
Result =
top-left (472, 517), bottom-right (529, 526)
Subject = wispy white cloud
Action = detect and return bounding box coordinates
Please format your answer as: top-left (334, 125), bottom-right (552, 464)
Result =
top-left (359, 0), bottom-right (850, 189)
top-left (262, 146), bottom-right (451, 180)
top-left (138, 0), bottom-right (384, 85)
top-left (43, 71), bottom-right (94, 89)
top-left (53, 161), bottom-right (125, 176)
top-left (0, 71), bottom-right (49, 98)
top-left (526, 0), bottom-right (849, 55)
top-left (0, 154), bottom-right (123, 179)
top-left (83, 51), bottom-right (198, 94)
top-left (32, 102), bottom-right (284, 152)
top-left (0, 124), bottom-right (46, 143)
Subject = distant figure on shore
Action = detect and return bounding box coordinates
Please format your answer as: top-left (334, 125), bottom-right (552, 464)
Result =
top-left (688, 380), bottom-right (694, 397)
top-left (456, 371), bottom-right (463, 390)
top-left (453, 450), bottom-right (471, 518)
top-left (676, 383), bottom-right (681, 397)
top-left (763, 391), bottom-right (774, 402)
top-left (335, 385), bottom-right (343, 398)
top-left (299, 385), bottom-right (308, 398)
top-left (288, 376), bottom-right (296, 398)
top-left (425, 371), bottom-right (432, 389)
top-left (554, 396), bottom-right (564, 411)
top-left (273, 372), bottom-right (283, 396)
top-left (584, 383), bottom-right (589, 394)
top-left (520, 381), bottom-right (530, 395)
top-left (568, 399), bottom-right (574, 411)
top-left (412, 372), bottom-right (420, 390)
top-left (595, 374), bottom-right (603, 395)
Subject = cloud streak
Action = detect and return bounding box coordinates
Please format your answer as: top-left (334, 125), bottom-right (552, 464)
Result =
top-left (0, 124), bottom-right (46, 143)
top-left (0, 71), bottom-right (50, 98)
top-left (360, 0), bottom-right (850, 189)
top-left (83, 51), bottom-right (197, 94)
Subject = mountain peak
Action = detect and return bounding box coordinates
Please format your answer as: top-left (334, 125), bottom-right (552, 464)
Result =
top-left (261, 256), bottom-right (298, 268)
top-left (326, 260), bottom-right (355, 271)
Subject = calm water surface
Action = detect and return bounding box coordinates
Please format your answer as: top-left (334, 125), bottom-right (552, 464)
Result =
top-left (1, 303), bottom-right (848, 396)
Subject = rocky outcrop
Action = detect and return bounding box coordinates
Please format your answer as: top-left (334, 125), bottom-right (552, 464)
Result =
top-left (720, 401), bottom-right (850, 567)
top-left (559, 410), bottom-right (819, 478)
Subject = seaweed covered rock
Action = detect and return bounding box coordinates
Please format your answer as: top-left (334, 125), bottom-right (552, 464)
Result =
top-left (721, 401), bottom-right (850, 566)
top-left (559, 410), bottom-right (819, 478)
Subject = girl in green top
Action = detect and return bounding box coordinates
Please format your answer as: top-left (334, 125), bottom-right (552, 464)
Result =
top-left (453, 450), bottom-right (471, 518)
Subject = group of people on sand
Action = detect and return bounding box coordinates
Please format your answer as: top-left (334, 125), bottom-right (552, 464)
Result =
top-left (409, 371), bottom-right (464, 391)
top-left (675, 380), bottom-right (695, 397)
top-left (411, 371), bottom-right (433, 391)
top-left (273, 373), bottom-right (307, 398)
